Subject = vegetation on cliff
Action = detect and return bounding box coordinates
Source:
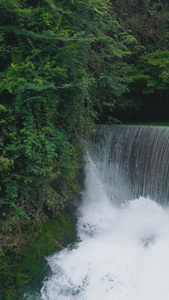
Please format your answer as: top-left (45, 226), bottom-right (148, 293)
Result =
top-left (1, 0), bottom-right (169, 296)
top-left (0, 0), bottom-right (134, 295)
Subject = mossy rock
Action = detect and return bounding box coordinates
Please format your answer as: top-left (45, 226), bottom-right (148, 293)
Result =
top-left (16, 209), bottom-right (77, 297)
top-left (0, 252), bottom-right (18, 299)
top-left (4, 289), bottom-right (17, 300)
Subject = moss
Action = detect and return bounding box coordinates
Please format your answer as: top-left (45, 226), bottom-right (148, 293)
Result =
top-left (0, 202), bottom-right (78, 299)
top-left (4, 289), bottom-right (17, 300)
top-left (15, 208), bottom-right (77, 298)
top-left (0, 251), bottom-right (18, 299)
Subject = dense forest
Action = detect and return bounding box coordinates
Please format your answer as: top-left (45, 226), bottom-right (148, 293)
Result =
top-left (1, 0), bottom-right (169, 297)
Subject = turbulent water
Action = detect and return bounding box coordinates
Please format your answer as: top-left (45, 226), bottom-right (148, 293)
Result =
top-left (30, 125), bottom-right (169, 300)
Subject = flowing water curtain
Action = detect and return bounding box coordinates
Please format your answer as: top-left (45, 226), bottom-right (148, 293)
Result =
top-left (88, 125), bottom-right (169, 204)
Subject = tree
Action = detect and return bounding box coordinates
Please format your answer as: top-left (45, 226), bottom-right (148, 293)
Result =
top-left (0, 0), bottom-right (134, 264)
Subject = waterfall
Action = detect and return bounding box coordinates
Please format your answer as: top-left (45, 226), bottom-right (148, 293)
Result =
top-left (30, 125), bottom-right (169, 300)
top-left (88, 125), bottom-right (169, 204)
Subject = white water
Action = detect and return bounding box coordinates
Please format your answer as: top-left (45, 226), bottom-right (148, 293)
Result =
top-left (38, 158), bottom-right (169, 300)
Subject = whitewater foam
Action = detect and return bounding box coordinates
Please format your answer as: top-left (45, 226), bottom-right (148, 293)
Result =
top-left (37, 160), bottom-right (169, 300)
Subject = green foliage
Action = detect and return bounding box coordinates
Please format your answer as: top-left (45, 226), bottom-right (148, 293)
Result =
top-left (111, 0), bottom-right (169, 52)
top-left (0, 254), bottom-right (17, 288)
top-left (129, 50), bottom-right (169, 94)
top-left (0, 2), bottom-right (135, 289)
top-left (109, 0), bottom-right (169, 122)
top-left (1, 0), bottom-right (169, 293)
